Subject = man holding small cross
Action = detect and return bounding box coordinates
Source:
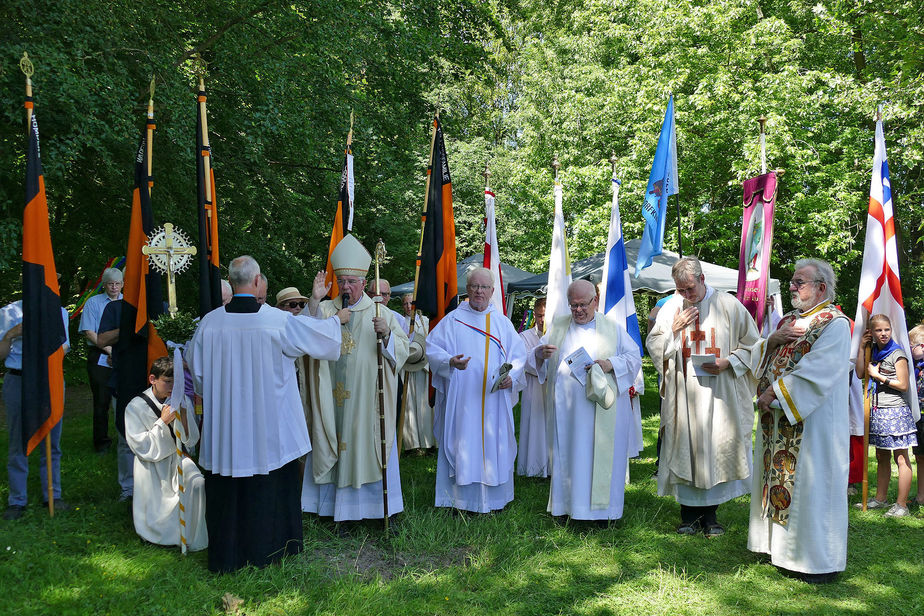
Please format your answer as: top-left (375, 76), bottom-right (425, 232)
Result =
top-left (647, 257), bottom-right (761, 537)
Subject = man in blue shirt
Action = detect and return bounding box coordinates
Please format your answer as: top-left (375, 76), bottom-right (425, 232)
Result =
top-left (1, 300), bottom-right (71, 520)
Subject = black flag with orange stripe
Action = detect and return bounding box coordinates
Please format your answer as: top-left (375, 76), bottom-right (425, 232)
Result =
top-left (21, 95), bottom-right (66, 455)
top-left (324, 140), bottom-right (354, 299)
top-left (416, 117), bottom-right (458, 327)
top-left (196, 81), bottom-right (221, 315)
top-left (116, 108), bottom-right (167, 435)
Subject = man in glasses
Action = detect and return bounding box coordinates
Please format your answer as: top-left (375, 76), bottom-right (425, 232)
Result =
top-left (647, 256), bottom-right (762, 538)
top-left (530, 280), bottom-right (641, 523)
top-left (301, 235), bottom-right (409, 526)
top-left (426, 267), bottom-right (526, 513)
top-left (749, 258), bottom-right (850, 583)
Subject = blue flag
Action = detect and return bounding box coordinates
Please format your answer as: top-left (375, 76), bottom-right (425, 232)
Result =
top-left (635, 95), bottom-right (678, 277)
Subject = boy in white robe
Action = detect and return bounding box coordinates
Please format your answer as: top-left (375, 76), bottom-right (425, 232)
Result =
top-left (125, 356), bottom-right (206, 551)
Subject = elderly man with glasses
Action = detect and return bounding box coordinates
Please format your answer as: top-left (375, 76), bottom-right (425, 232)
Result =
top-left (530, 280), bottom-right (641, 523)
top-left (647, 256), bottom-right (762, 538)
top-left (747, 258), bottom-right (851, 583)
top-left (301, 235), bottom-right (409, 526)
top-left (426, 267), bottom-right (526, 513)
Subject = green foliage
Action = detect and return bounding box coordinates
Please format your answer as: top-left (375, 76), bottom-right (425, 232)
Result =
top-left (152, 310), bottom-right (198, 346)
top-left (1, 0), bottom-right (922, 322)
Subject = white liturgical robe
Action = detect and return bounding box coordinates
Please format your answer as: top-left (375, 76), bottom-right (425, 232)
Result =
top-left (532, 314), bottom-right (641, 519)
top-left (517, 326), bottom-right (548, 477)
top-left (647, 286), bottom-right (760, 506)
top-left (188, 305), bottom-right (342, 476)
top-left (427, 301), bottom-right (527, 512)
top-left (401, 311), bottom-right (435, 450)
top-left (747, 302), bottom-right (851, 575)
top-left (125, 388), bottom-right (207, 551)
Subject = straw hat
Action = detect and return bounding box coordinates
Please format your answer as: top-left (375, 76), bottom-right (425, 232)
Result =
top-left (275, 286), bottom-right (308, 307)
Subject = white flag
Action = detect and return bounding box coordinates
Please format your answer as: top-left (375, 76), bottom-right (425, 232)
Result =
top-left (545, 180), bottom-right (572, 331)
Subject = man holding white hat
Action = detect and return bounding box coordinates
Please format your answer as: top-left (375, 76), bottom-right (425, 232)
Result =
top-left (531, 279), bottom-right (641, 522)
top-left (302, 234), bottom-right (409, 523)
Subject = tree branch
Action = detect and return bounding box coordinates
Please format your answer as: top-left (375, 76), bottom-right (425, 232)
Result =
top-left (174, 0), bottom-right (277, 67)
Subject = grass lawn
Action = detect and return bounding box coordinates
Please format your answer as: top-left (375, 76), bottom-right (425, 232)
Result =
top-left (1, 361), bottom-right (922, 615)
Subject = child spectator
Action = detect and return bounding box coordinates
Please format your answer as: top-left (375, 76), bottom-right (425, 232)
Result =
top-left (854, 314), bottom-right (917, 517)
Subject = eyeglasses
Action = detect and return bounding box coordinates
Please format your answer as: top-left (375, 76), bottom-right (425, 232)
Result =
top-left (337, 278), bottom-right (364, 286)
top-left (468, 284), bottom-right (492, 292)
top-left (569, 299), bottom-right (594, 311)
top-left (789, 279), bottom-right (819, 289)
top-left (286, 301), bottom-right (306, 309)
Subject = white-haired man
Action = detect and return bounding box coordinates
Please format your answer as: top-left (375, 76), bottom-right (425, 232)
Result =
top-left (531, 280), bottom-right (641, 521)
top-left (748, 258), bottom-right (850, 583)
top-left (426, 267), bottom-right (526, 512)
top-left (647, 256), bottom-right (762, 537)
top-left (187, 255), bottom-right (346, 573)
top-left (78, 267), bottom-right (123, 453)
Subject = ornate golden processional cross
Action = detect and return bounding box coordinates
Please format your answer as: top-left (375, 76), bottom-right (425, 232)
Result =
top-left (143, 222), bottom-right (197, 316)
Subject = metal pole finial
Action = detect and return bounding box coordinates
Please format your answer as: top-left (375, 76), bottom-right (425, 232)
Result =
top-left (149, 76), bottom-right (156, 101)
top-left (552, 154), bottom-right (560, 180)
top-left (191, 52), bottom-right (208, 77)
top-left (609, 152), bottom-right (617, 172)
top-left (19, 52), bottom-right (34, 77)
top-left (758, 116), bottom-right (767, 133)
top-left (482, 162), bottom-right (491, 184)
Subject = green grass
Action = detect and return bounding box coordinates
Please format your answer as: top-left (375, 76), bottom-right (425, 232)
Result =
top-left (1, 362), bottom-right (922, 615)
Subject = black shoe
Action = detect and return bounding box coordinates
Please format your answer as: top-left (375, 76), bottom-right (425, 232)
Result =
top-left (799, 571), bottom-right (839, 584)
top-left (41, 499), bottom-right (72, 512)
top-left (676, 519), bottom-right (702, 535)
top-left (3, 505), bottom-right (26, 520)
top-left (703, 523), bottom-right (725, 538)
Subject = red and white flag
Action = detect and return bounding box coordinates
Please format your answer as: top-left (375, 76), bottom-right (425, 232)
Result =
top-left (850, 113), bottom-right (919, 419)
top-left (483, 188), bottom-right (506, 314)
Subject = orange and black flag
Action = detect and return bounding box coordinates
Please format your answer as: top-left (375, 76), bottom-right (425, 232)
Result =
top-left (196, 79), bottom-right (221, 316)
top-left (21, 91), bottom-right (67, 455)
top-left (116, 102), bottom-right (167, 435)
top-left (324, 132), bottom-right (354, 298)
top-left (415, 117), bottom-right (458, 328)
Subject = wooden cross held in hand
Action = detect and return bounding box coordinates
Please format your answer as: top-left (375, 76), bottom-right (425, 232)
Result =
top-left (143, 222), bottom-right (197, 316)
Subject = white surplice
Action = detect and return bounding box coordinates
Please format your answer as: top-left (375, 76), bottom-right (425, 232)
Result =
top-left (427, 301), bottom-right (526, 512)
top-left (748, 308), bottom-right (851, 575)
top-left (647, 286), bottom-right (760, 506)
top-left (187, 306), bottom-right (342, 476)
top-left (533, 315), bottom-right (641, 519)
top-left (125, 388), bottom-right (207, 551)
top-left (516, 326), bottom-right (548, 477)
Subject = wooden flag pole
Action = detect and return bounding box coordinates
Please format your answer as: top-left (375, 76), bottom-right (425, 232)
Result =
top-left (374, 240), bottom-right (390, 531)
top-left (21, 53), bottom-right (54, 518)
top-left (861, 344), bottom-right (872, 510)
top-left (147, 77), bottom-right (154, 197)
top-left (759, 116), bottom-right (768, 175)
top-left (397, 116), bottom-right (439, 455)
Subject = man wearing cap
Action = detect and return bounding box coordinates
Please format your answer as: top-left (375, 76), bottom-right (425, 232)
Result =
top-left (302, 234), bottom-right (409, 523)
top-left (187, 255), bottom-right (345, 573)
top-left (399, 292), bottom-right (434, 453)
top-left (530, 280), bottom-right (641, 522)
top-left (647, 256), bottom-right (762, 537)
top-left (78, 267), bottom-right (123, 453)
top-left (426, 267), bottom-right (526, 513)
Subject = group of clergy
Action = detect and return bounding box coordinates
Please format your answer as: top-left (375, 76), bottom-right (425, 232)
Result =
top-left (177, 232), bottom-right (849, 584)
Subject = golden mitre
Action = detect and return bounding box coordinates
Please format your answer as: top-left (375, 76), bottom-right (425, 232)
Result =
top-left (331, 234), bottom-right (372, 277)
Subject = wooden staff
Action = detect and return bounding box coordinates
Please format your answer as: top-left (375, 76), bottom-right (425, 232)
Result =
top-left (861, 343), bottom-right (872, 511)
top-left (397, 115), bottom-right (439, 453)
top-left (374, 239), bottom-right (390, 531)
top-left (173, 407), bottom-right (188, 554)
top-left (21, 52), bottom-right (54, 518)
top-left (147, 77), bottom-right (154, 196)
top-left (758, 116), bottom-right (767, 175)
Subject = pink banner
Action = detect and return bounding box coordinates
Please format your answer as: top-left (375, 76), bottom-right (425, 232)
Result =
top-left (737, 172), bottom-right (777, 326)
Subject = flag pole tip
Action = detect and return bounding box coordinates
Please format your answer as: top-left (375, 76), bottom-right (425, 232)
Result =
top-left (20, 52), bottom-right (34, 77)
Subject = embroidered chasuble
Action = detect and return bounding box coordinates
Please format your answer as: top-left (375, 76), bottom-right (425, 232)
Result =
top-left (746, 300), bottom-right (851, 575)
top-left (531, 313), bottom-right (640, 518)
top-left (305, 293), bottom-right (409, 489)
top-left (427, 301), bottom-right (526, 512)
top-left (647, 287), bottom-right (761, 504)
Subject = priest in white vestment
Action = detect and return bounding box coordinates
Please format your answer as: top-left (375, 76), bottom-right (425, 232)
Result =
top-left (399, 293), bottom-right (435, 452)
top-left (427, 267), bottom-right (527, 512)
top-left (302, 236), bottom-right (409, 523)
top-left (187, 255), bottom-right (344, 573)
top-left (530, 281), bottom-right (641, 520)
top-left (125, 356), bottom-right (206, 551)
top-left (517, 297), bottom-right (549, 477)
top-left (749, 258), bottom-right (850, 583)
top-left (647, 257), bottom-right (761, 537)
